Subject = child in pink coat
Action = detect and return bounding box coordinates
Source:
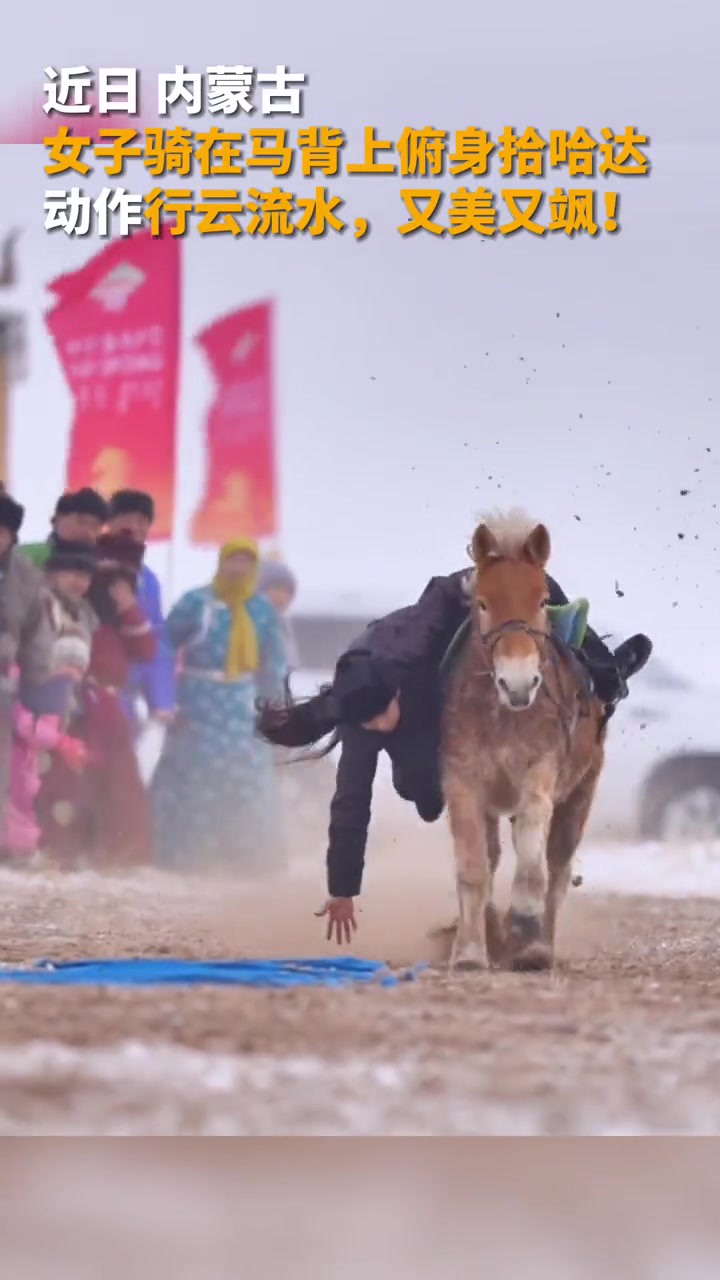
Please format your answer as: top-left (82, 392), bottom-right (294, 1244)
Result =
top-left (3, 688), bottom-right (87, 858)
top-left (1, 538), bottom-right (99, 864)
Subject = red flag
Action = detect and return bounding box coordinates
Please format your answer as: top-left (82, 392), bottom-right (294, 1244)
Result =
top-left (190, 300), bottom-right (278, 546)
top-left (45, 228), bottom-right (181, 541)
top-left (0, 90), bottom-right (152, 143)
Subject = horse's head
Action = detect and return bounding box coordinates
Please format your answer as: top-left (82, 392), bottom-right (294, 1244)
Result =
top-left (469, 511), bottom-right (552, 711)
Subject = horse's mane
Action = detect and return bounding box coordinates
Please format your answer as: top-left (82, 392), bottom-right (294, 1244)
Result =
top-left (472, 507), bottom-right (541, 560)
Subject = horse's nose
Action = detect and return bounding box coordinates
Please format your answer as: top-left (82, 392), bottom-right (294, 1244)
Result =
top-left (496, 672), bottom-right (541, 709)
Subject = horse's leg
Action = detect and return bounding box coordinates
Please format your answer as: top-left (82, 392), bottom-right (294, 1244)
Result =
top-left (429, 815), bottom-right (502, 966)
top-left (545, 754), bottom-right (603, 954)
top-left (445, 778), bottom-right (490, 970)
top-left (485, 815), bottom-right (505, 967)
top-left (507, 766), bottom-right (555, 971)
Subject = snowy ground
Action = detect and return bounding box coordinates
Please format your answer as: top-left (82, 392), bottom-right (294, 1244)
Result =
top-left (564, 838), bottom-right (720, 899)
top-left (1, 822), bottom-right (720, 1135)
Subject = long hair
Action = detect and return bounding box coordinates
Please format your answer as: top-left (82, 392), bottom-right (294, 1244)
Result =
top-left (255, 680), bottom-right (341, 761)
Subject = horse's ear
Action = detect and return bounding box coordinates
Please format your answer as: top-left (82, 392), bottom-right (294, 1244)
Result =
top-left (522, 523), bottom-right (551, 567)
top-left (471, 524), bottom-right (500, 566)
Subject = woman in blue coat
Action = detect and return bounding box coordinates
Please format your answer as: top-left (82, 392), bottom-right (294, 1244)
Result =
top-left (150, 538), bottom-right (289, 873)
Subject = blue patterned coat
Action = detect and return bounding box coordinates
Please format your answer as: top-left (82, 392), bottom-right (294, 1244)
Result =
top-left (149, 585), bottom-right (288, 871)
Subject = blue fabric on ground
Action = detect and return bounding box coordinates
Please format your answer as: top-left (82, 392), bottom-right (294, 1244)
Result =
top-left (0, 957), bottom-right (424, 989)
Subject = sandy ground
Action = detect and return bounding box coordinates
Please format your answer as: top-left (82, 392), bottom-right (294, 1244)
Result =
top-left (1, 808), bottom-right (720, 1135)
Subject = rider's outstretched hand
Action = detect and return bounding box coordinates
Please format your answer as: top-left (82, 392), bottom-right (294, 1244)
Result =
top-left (315, 897), bottom-right (357, 946)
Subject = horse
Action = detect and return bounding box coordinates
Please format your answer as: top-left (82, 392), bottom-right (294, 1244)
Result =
top-left (440, 510), bottom-right (606, 972)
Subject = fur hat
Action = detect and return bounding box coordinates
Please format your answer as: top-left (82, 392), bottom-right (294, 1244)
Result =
top-left (0, 490), bottom-right (25, 535)
top-left (108, 489), bottom-right (155, 524)
top-left (54, 488), bottom-right (109, 522)
top-left (45, 537), bottom-right (98, 576)
top-left (95, 532), bottom-right (145, 572)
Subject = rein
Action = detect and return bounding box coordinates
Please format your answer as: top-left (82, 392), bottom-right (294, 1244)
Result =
top-left (482, 618), bottom-right (549, 657)
top-left (471, 617), bottom-right (593, 750)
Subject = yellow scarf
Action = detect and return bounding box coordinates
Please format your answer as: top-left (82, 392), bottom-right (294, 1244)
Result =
top-left (212, 539), bottom-right (260, 678)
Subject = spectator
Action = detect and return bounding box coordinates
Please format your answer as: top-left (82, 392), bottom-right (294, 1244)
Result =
top-left (3, 674), bottom-right (87, 864)
top-left (21, 488), bottom-right (108, 567)
top-left (0, 488), bottom-right (55, 834)
top-left (43, 538), bottom-right (99, 695)
top-left (33, 539), bottom-right (98, 866)
top-left (150, 538), bottom-right (288, 874)
top-left (39, 533), bottom-right (157, 869)
top-left (106, 490), bottom-right (176, 732)
top-left (258, 557), bottom-right (299, 670)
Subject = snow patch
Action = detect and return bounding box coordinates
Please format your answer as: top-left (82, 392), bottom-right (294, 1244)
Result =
top-left (1, 1036), bottom-right (719, 1136)
top-left (576, 841), bottom-right (720, 899)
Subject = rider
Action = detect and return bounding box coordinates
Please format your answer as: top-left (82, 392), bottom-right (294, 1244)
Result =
top-left (256, 568), bottom-right (652, 944)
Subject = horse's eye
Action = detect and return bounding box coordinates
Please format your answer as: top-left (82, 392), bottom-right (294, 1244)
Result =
top-left (477, 599), bottom-right (487, 612)
top-left (540, 598), bottom-right (550, 609)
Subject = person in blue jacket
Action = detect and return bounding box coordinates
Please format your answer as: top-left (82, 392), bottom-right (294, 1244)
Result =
top-left (106, 490), bottom-right (177, 730)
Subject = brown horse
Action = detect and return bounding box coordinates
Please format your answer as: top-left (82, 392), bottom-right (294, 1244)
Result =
top-left (441, 510), bottom-right (606, 972)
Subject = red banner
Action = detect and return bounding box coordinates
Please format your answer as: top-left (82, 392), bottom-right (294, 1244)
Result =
top-left (190, 300), bottom-right (277, 545)
top-left (0, 90), bottom-right (152, 143)
top-left (45, 228), bottom-right (181, 541)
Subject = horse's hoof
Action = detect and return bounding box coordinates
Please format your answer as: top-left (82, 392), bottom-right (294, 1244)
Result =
top-left (506, 909), bottom-right (543, 944)
top-left (449, 939), bottom-right (488, 971)
top-left (510, 941), bottom-right (554, 972)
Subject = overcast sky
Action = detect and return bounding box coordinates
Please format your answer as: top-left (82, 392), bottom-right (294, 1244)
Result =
top-left (1, 0), bottom-right (718, 683)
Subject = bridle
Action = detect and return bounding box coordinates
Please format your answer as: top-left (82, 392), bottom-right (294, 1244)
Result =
top-left (477, 616), bottom-right (594, 749)
top-left (480, 617), bottom-right (550, 660)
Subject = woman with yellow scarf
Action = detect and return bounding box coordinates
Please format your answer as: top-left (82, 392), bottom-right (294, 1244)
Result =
top-left (150, 539), bottom-right (289, 872)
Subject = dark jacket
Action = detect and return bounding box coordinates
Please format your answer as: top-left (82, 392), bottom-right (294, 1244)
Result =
top-left (326, 569), bottom-right (614, 898)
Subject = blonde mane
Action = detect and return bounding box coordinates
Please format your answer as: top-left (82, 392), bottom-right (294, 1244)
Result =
top-left (474, 508), bottom-right (541, 559)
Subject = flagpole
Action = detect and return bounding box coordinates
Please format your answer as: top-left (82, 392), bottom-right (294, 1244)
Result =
top-left (164, 215), bottom-right (183, 610)
top-left (165, 501), bottom-right (184, 609)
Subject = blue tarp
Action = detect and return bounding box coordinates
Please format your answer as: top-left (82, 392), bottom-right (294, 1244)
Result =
top-left (0, 957), bottom-right (423, 989)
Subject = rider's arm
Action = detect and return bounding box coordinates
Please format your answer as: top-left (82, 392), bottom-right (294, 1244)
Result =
top-left (326, 727), bottom-right (380, 897)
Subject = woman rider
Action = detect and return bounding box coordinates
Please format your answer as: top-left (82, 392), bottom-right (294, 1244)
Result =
top-left (256, 567), bottom-right (652, 944)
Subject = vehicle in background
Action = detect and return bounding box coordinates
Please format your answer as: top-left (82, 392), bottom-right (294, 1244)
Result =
top-left (588, 641), bottom-right (720, 842)
top-left (289, 612), bottom-right (720, 843)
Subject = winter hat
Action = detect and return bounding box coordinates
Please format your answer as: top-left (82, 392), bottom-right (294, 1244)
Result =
top-left (108, 489), bottom-right (155, 524)
top-left (258, 559), bottom-right (297, 597)
top-left (0, 489), bottom-right (25, 535)
top-left (54, 488), bottom-right (109, 522)
top-left (45, 538), bottom-right (98, 576)
top-left (331, 651), bottom-right (399, 725)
